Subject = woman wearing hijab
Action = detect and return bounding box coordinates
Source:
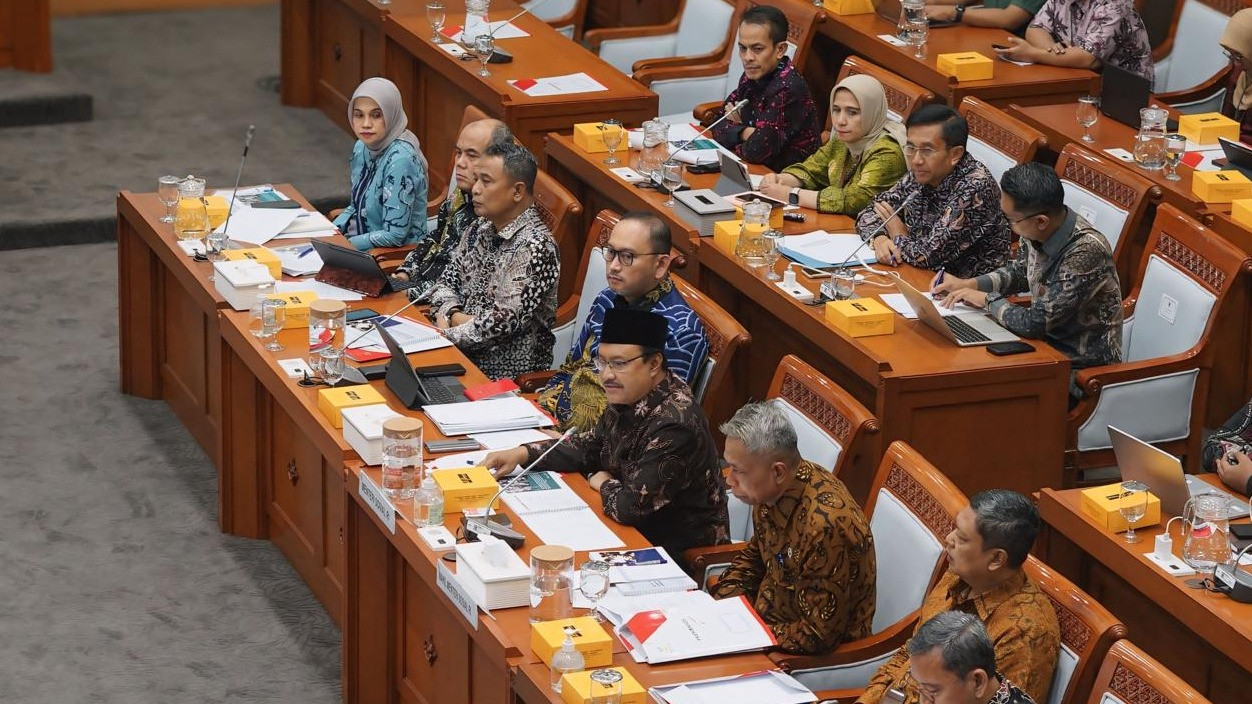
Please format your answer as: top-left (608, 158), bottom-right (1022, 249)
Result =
top-left (332, 77), bottom-right (430, 250)
top-left (1221, 9), bottom-right (1252, 145)
top-left (757, 75), bottom-right (907, 215)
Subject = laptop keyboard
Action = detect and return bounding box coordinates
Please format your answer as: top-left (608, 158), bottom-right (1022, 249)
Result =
top-left (387, 275), bottom-right (420, 292)
top-left (418, 375), bottom-right (467, 405)
top-left (943, 316), bottom-right (992, 344)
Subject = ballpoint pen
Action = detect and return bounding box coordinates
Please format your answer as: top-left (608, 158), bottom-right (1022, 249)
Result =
top-left (933, 267), bottom-right (945, 298)
top-left (297, 245), bottom-right (314, 258)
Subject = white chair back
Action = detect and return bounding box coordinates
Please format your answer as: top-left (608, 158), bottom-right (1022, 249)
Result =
top-left (1125, 254), bottom-right (1216, 362)
top-left (523, 0), bottom-right (575, 20)
top-left (1062, 181), bottom-right (1131, 254)
top-left (727, 492), bottom-right (753, 542)
top-left (965, 136), bottom-right (1017, 186)
top-left (772, 398), bottom-right (843, 473)
top-left (1047, 644), bottom-right (1081, 704)
top-left (1155, 1), bottom-right (1229, 92)
top-left (676, 0), bottom-right (736, 55)
top-left (868, 490), bottom-right (945, 634)
top-left (549, 245), bottom-right (608, 367)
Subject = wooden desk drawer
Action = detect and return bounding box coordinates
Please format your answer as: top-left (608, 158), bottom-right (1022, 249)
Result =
top-left (402, 565), bottom-right (473, 704)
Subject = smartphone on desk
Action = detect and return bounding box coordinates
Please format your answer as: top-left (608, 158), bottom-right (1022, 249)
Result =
top-left (987, 341), bottom-right (1035, 356)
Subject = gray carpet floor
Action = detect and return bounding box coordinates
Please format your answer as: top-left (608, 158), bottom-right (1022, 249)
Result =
top-left (0, 242), bottom-right (341, 701)
top-left (0, 4), bottom-right (352, 249)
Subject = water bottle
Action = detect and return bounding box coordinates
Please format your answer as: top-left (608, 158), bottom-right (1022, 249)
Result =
top-left (549, 633), bottom-right (584, 694)
top-left (412, 474), bottom-right (444, 527)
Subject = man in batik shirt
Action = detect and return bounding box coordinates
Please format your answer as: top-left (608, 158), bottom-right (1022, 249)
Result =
top-left (708, 5), bottom-right (821, 172)
top-left (711, 402), bottom-right (876, 655)
top-left (484, 309), bottom-right (729, 556)
top-left (857, 491), bottom-right (1059, 704)
top-left (856, 105), bottom-right (1010, 278)
top-left (907, 612), bottom-right (1038, 704)
top-left (997, 0), bottom-right (1153, 85)
top-left (932, 163), bottom-right (1122, 402)
top-left (393, 119), bottom-right (512, 300)
top-left (536, 212), bottom-right (708, 431)
top-left (428, 141), bottom-right (558, 380)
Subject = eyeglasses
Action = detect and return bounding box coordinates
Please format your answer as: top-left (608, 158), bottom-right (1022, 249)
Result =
top-left (1008, 211), bottom-right (1047, 225)
top-left (1225, 48), bottom-right (1245, 64)
top-left (592, 354), bottom-right (647, 373)
top-left (602, 246), bottom-right (665, 267)
top-left (903, 145), bottom-right (949, 159)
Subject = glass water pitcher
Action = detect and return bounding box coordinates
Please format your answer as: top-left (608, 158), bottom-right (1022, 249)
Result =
top-left (1133, 107), bottom-right (1169, 171)
top-left (735, 200), bottom-right (773, 268)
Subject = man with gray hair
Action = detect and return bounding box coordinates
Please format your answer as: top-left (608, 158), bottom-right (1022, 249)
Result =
top-left (710, 401), bottom-right (876, 655)
top-left (907, 611), bottom-right (1036, 704)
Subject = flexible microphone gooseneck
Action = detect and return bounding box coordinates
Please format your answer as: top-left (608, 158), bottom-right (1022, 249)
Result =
top-left (343, 296), bottom-right (425, 350)
top-left (832, 189), bottom-right (919, 270)
top-left (667, 99), bottom-right (749, 162)
top-left (219, 125), bottom-right (256, 240)
top-left (462, 429), bottom-right (576, 548)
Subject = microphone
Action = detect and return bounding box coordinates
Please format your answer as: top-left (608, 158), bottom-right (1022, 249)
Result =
top-left (461, 429), bottom-right (576, 548)
top-left (220, 124), bottom-right (256, 241)
top-left (667, 99), bottom-right (749, 162)
top-left (832, 189), bottom-right (919, 270)
top-left (343, 295), bottom-right (426, 350)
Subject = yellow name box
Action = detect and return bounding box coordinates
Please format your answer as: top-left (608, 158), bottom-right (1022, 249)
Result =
top-left (573, 122), bottom-right (625, 154)
top-left (561, 667), bottom-right (647, 704)
top-left (826, 298), bottom-right (894, 337)
top-left (1192, 170), bottom-right (1252, 204)
top-left (178, 195), bottom-right (229, 229)
top-left (265, 290), bottom-right (319, 329)
top-left (1231, 199), bottom-right (1252, 230)
top-left (713, 219), bottom-right (742, 253)
top-left (223, 246), bottom-right (281, 279)
top-left (318, 384), bottom-right (386, 429)
top-left (936, 52), bottom-right (994, 82)
top-left (1080, 483), bottom-right (1161, 534)
top-left (824, 0), bottom-right (874, 14)
top-left (1178, 112), bottom-right (1239, 146)
top-left (431, 465), bottom-right (499, 513)
top-left (532, 616), bottom-right (613, 668)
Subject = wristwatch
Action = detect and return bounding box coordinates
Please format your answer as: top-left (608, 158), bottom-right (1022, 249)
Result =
top-left (788, 187), bottom-right (801, 206)
top-left (984, 291), bottom-right (1003, 308)
top-left (954, 5), bottom-right (965, 22)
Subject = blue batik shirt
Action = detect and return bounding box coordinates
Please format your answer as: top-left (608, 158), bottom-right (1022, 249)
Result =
top-left (333, 138), bottom-right (428, 249)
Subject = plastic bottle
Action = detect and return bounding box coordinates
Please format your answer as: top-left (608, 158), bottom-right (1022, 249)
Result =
top-left (412, 474), bottom-right (444, 527)
top-left (549, 632), bottom-right (584, 694)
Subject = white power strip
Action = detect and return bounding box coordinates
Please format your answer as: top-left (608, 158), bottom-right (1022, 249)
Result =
top-left (1144, 550), bottom-right (1195, 576)
top-left (776, 280), bottom-right (814, 303)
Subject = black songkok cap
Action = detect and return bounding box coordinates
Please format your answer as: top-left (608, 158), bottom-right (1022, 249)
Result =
top-left (600, 308), bottom-right (667, 350)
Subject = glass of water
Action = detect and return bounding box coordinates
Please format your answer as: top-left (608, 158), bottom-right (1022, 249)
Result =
top-left (579, 559), bottom-right (611, 622)
top-left (906, 16), bottom-right (929, 59)
top-left (158, 175), bottom-right (181, 224)
top-left (601, 119), bottom-right (624, 166)
top-left (474, 34), bottom-right (494, 77)
top-left (426, 2), bottom-right (445, 42)
top-left (1163, 133), bottom-right (1186, 181)
top-left (320, 348), bottom-right (345, 386)
top-left (833, 269), bottom-right (856, 300)
top-left (204, 230), bottom-right (228, 282)
top-left (763, 229), bottom-right (784, 281)
top-left (1076, 96), bottom-right (1100, 143)
top-left (660, 160), bottom-right (683, 208)
top-left (260, 298), bottom-right (287, 352)
top-left (1119, 480), bottom-right (1149, 543)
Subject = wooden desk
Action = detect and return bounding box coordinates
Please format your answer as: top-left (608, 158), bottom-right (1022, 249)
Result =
top-left (1036, 479), bottom-right (1252, 701)
top-left (511, 651), bottom-right (778, 704)
top-left (383, 3), bottom-right (657, 198)
top-left (218, 296), bottom-right (489, 626)
top-left (811, 14), bottom-right (1098, 109)
top-left (699, 244), bottom-right (1070, 503)
top-left (0, 0), bottom-right (52, 72)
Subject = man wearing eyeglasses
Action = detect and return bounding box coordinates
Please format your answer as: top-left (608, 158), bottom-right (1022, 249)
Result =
top-left (484, 308), bottom-right (729, 556)
top-left (855, 104), bottom-right (1011, 278)
top-left (535, 212), bottom-right (709, 431)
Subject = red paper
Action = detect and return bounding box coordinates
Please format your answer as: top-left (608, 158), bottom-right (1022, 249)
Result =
top-left (1181, 151), bottom-right (1205, 168)
top-left (512, 78), bottom-right (538, 91)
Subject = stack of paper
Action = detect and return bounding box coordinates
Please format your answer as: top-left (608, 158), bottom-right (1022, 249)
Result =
top-left (597, 589), bottom-right (714, 629)
top-left (650, 671), bottom-right (815, 704)
top-left (496, 472), bottom-right (625, 551)
top-left (270, 244), bottom-right (324, 276)
top-left (778, 231), bottom-right (874, 268)
top-left (509, 72), bottom-right (607, 97)
top-left (347, 316), bottom-right (451, 354)
top-left (619, 595), bottom-right (776, 664)
top-left (590, 547), bottom-right (696, 596)
top-left (422, 396), bottom-right (554, 435)
top-left (213, 185), bottom-right (337, 242)
top-left (273, 280), bottom-right (363, 302)
top-left (878, 293), bottom-right (980, 319)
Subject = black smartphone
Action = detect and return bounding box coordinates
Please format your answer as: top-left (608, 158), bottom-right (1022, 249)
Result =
top-left (687, 162), bottom-right (721, 175)
top-left (415, 363), bottom-right (466, 377)
top-left (799, 265), bottom-right (832, 279)
top-left (1231, 524), bottom-right (1252, 541)
top-left (359, 363), bottom-right (388, 380)
top-left (347, 307), bottom-right (382, 323)
top-left (426, 438), bottom-right (482, 453)
top-left (987, 341), bottom-right (1035, 356)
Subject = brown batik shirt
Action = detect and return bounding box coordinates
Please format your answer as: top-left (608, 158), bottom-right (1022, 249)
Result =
top-left (525, 371), bottom-right (729, 555)
top-left (710, 461), bottom-right (877, 655)
top-left (857, 570), bottom-right (1060, 704)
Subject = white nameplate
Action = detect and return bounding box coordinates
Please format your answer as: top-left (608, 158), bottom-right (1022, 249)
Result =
top-left (437, 560), bottom-right (479, 630)
top-left (358, 471), bottom-right (396, 534)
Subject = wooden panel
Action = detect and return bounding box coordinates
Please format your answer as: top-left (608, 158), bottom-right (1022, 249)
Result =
top-left (314, 0), bottom-right (367, 125)
top-left (4, 0), bottom-right (52, 72)
top-left (401, 564), bottom-right (472, 704)
top-left (53, 0), bottom-right (272, 14)
top-left (586, 0), bottom-right (679, 30)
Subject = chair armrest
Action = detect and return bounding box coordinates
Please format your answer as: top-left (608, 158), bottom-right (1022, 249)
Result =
top-left (516, 370), bottom-right (558, 393)
top-left (693, 101), bottom-right (723, 124)
top-left (812, 689), bottom-right (863, 704)
top-left (329, 207), bottom-right (345, 220)
top-left (681, 543), bottom-right (745, 582)
top-left (427, 193), bottom-right (445, 218)
top-left (1073, 350), bottom-right (1203, 398)
top-left (585, 21), bottom-right (681, 51)
top-left (1121, 296), bottom-right (1137, 320)
top-left (1155, 65), bottom-right (1232, 108)
top-left (633, 53), bottom-right (723, 74)
top-left (769, 611), bottom-right (917, 671)
top-left (633, 59), bottom-right (730, 89)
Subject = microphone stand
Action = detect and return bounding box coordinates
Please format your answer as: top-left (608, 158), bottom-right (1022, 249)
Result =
top-left (461, 429), bottom-right (576, 548)
top-left (219, 125), bottom-right (256, 243)
top-left (667, 99), bottom-right (748, 162)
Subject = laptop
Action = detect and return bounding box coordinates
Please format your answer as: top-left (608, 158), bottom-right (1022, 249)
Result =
top-left (1218, 137), bottom-right (1252, 180)
top-left (1099, 63), bottom-right (1152, 128)
top-left (375, 324), bottom-right (468, 410)
top-left (712, 151), bottom-right (754, 197)
top-left (874, 0), bottom-right (958, 29)
top-left (311, 240), bottom-right (422, 299)
top-left (894, 278), bottom-right (1020, 346)
top-left (1108, 425), bottom-right (1249, 519)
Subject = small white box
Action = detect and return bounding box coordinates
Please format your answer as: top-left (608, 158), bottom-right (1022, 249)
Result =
top-left (454, 540), bottom-right (531, 610)
top-left (213, 260), bottom-right (275, 311)
top-left (342, 403), bottom-right (405, 465)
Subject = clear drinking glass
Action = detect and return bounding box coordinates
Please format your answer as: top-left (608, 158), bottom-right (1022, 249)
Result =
top-left (833, 269), bottom-right (857, 300)
top-left (1119, 480), bottom-right (1149, 544)
top-left (906, 16), bottom-right (929, 59)
top-left (579, 559), bottom-right (611, 622)
top-left (204, 230), bottom-right (228, 282)
top-left (763, 230), bottom-right (784, 281)
top-left (601, 119), bottom-right (624, 166)
top-left (158, 175), bottom-right (181, 224)
top-left (474, 34), bottom-right (494, 77)
top-left (1077, 96), bottom-right (1100, 143)
top-left (1164, 133), bottom-right (1186, 181)
top-left (530, 545), bottom-right (575, 624)
top-left (320, 348), bottom-right (345, 386)
top-left (261, 298), bottom-right (287, 352)
top-left (426, 2), bottom-right (445, 42)
top-left (589, 669), bottom-right (624, 704)
top-left (660, 160), bottom-right (682, 208)
top-left (382, 417), bottom-right (423, 499)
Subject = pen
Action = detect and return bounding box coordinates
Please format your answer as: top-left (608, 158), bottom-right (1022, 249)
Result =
top-left (890, 237), bottom-right (899, 266)
top-left (933, 267), bottom-right (945, 299)
top-left (297, 245), bottom-right (314, 259)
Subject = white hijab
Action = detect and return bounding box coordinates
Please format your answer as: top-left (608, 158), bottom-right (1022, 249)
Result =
top-left (347, 77), bottom-right (429, 172)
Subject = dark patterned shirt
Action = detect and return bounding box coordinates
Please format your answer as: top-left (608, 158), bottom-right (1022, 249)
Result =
top-left (709, 56), bottom-right (822, 173)
top-left (989, 679), bottom-right (1037, 704)
top-left (976, 210), bottom-right (1122, 370)
top-left (1201, 399), bottom-right (1252, 494)
top-left (396, 187), bottom-right (475, 301)
top-left (428, 205), bottom-right (558, 380)
top-left (856, 153), bottom-right (1011, 278)
top-left (525, 371), bottom-right (729, 555)
top-left (857, 570), bottom-right (1060, 704)
top-left (1030, 0), bottom-right (1154, 86)
top-left (535, 278), bottom-right (709, 432)
top-left (710, 460), bottom-right (876, 655)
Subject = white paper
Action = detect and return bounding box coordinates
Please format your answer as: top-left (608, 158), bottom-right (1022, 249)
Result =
top-left (349, 316), bottom-right (450, 353)
top-left (215, 207), bottom-right (302, 246)
top-left (878, 292), bottom-right (979, 319)
top-left (469, 428), bottom-right (551, 450)
top-left (619, 595), bottom-right (775, 664)
top-left (277, 210), bottom-right (337, 236)
top-left (610, 166), bottom-right (648, 184)
top-left (270, 244), bottom-right (323, 276)
top-left (499, 474), bottom-right (588, 514)
top-left (598, 589), bottom-right (714, 629)
top-left (878, 33), bottom-right (908, 47)
top-left (484, 20), bottom-right (529, 39)
top-left (653, 671), bottom-right (814, 704)
top-left (176, 240), bottom-right (203, 257)
top-left (778, 231), bottom-right (874, 267)
top-left (510, 72), bottom-right (608, 97)
top-left (519, 509), bottom-right (624, 551)
top-left (428, 449), bottom-right (493, 470)
top-left (439, 41), bottom-right (469, 57)
top-left (273, 280), bottom-right (364, 301)
top-left (1104, 147), bottom-right (1135, 163)
top-left (423, 396), bottom-right (554, 435)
